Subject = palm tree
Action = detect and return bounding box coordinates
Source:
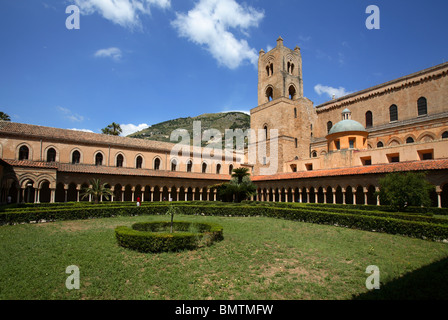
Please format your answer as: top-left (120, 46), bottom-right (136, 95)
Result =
top-left (231, 167), bottom-right (251, 184)
top-left (0, 112), bottom-right (11, 121)
top-left (101, 122), bottom-right (122, 136)
top-left (81, 179), bottom-right (113, 204)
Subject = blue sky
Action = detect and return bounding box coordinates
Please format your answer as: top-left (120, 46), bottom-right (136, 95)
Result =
top-left (0, 0), bottom-right (447, 136)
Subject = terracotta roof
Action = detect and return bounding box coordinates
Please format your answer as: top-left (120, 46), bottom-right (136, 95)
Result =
top-left (0, 159), bottom-right (58, 169)
top-left (0, 121), bottom-right (179, 152)
top-left (1, 159), bottom-right (232, 181)
top-left (252, 159), bottom-right (448, 182)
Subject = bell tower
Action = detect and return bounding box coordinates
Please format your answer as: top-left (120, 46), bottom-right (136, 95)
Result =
top-left (250, 37), bottom-right (316, 175)
top-left (258, 36), bottom-right (304, 105)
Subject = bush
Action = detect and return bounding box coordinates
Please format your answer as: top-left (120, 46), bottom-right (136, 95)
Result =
top-left (115, 221), bottom-right (224, 253)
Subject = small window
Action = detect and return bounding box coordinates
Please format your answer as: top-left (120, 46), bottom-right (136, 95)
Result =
top-left (202, 163), bottom-right (207, 174)
top-left (312, 151), bottom-right (318, 158)
top-left (95, 153), bottom-right (103, 166)
top-left (295, 138), bottom-right (298, 148)
top-left (377, 141), bottom-right (384, 148)
top-left (264, 125), bottom-right (268, 140)
top-left (406, 137), bottom-right (415, 144)
top-left (306, 164), bottom-right (313, 171)
top-left (266, 87), bottom-right (273, 102)
top-left (443, 131), bottom-right (448, 139)
top-left (327, 121), bottom-right (333, 134)
top-left (387, 154), bottom-right (400, 163)
top-left (390, 105), bottom-right (398, 122)
top-left (72, 150), bottom-right (80, 164)
top-left (289, 86), bottom-right (296, 100)
top-left (365, 111), bottom-right (373, 128)
top-left (19, 145), bottom-right (29, 160)
top-left (422, 153), bottom-right (433, 160)
top-left (349, 139), bottom-right (355, 149)
top-left (187, 160), bottom-right (193, 173)
top-left (361, 157), bottom-right (372, 166)
top-left (136, 156), bottom-right (143, 169)
top-left (335, 140), bottom-right (341, 150)
top-left (418, 97), bottom-right (427, 116)
top-left (294, 108), bottom-right (297, 118)
top-left (47, 148), bottom-right (56, 162)
top-left (216, 164), bottom-right (221, 175)
top-left (171, 160), bottom-right (177, 172)
top-left (154, 158), bottom-right (161, 171)
top-left (229, 164), bottom-right (234, 175)
top-left (116, 154), bottom-right (124, 167)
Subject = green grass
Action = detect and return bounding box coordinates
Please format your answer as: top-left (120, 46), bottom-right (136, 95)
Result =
top-left (1, 214), bottom-right (447, 300)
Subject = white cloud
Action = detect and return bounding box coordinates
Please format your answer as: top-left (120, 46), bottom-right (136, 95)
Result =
top-left (69, 128), bottom-right (95, 133)
top-left (57, 106), bottom-right (84, 122)
top-left (121, 123), bottom-right (150, 136)
top-left (171, 0), bottom-right (264, 69)
top-left (94, 47), bottom-right (122, 61)
top-left (314, 84), bottom-right (352, 99)
top-left (74, 0), bottom-right (170, 29)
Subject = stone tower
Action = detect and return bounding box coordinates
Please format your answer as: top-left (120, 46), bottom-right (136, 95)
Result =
top-left (257, 36), bottom-right (304, 105)
top-left (250, 37), bottom-right (316, 175)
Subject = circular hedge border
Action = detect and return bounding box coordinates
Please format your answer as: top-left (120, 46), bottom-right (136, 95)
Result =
top-left (115, 221), bottom-right (224, 253)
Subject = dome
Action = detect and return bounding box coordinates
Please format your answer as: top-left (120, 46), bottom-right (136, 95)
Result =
top-left (328, 119), bottom-right (366, 135)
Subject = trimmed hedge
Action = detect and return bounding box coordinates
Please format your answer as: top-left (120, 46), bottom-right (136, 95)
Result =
top-left (115, 221), bottom-right (224, 253)
top-left (2, 202), bottom-right (448, 242)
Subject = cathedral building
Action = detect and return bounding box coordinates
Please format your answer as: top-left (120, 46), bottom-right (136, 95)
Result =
top-left (1, 38), bottom-right (448, 207)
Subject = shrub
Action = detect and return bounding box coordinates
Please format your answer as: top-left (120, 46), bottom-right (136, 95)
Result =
top-left (115, 221), bottom-right (224, 253)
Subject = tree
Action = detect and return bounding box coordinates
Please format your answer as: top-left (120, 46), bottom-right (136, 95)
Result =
top-left (101, 122), bottom-right (122, 136)
top-left (377, 171), bottom-right (435, 211)
top-left (81, 179), bottom-right (113, 204)
top-left (212, 167), bottom-right (256, 203)
top-left (231, 167), bottom-right (251, 184)
top-left (0, 112), bottom-right (11, 121)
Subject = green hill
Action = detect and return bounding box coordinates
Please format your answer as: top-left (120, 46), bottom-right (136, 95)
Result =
top-left (128, 112), bottom-right (251, 148)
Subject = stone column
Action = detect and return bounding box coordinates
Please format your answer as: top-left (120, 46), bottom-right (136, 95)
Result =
top-left (199, 188), bottom-right (203, 201)
top-left (364, 188), bottom-right (368, 206)
top-left (121, 187), bottom-right (125, 202)
top-left (185, 188), bottom-right (188, 201)
top-left (64, 185), bottom-right (68, 203)
top-left (141, 187), bottom-right (145, 202)
top-left (332, 189), bottom-right (336, 204)
top-left (323, 189), bottom-right (327, 204)
top-left (131, 187), bottom-right (135, 202)
top-left (150, 188), bottom-right (154, 202)
top-left (76, 186), bottom-right (80, 202)
top-left (376, 187), bottom-right (381, 206)
top-left (35, 188), bottom-right (40, 204)
top-left (50, 189), bottom-right (56, 203)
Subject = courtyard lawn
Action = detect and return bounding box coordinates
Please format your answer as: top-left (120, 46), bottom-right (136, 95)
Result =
top-left (0, 214), bottom-right (447, 300)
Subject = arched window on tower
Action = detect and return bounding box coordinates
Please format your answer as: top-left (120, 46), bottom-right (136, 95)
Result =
top-left (202, 162), bottom-right (208, 174)
top-left (95, 153), bottom-right (103, 166)
top-left (264, 125), bottom-right (268, 140)
top-left (406, 137), bottom-right (415, 144)
top-left (19, 145), bottom-right (29, 160)
top-left (294, 108), bottom-right (297, 118)
top-left (270, 63), bottom-right (273, 75)
top-left (289, 85), bottom-right (296, 100)
top-left (295, 138), bottom-right (298, 148)
top-left (327, 121), bottom-right (333, 134)
top-left (418, 97), bottom-right (428, 116)
top-left (266, 87), bottom-right (273, 102)
top-left (365, 111), bottom-right (373, 128)
top-left (47, 148), bottom-right (56, 162)
top-left (443, 131), bottom-right (448, 140)
top-left (377, 141), bottom-right (384, 148)
top-left (229, 164), bottom-right (234, 175)
top-left (390, 105), bottom-right (398, 122)
top-left (216, 164), bottom-right (221, 175)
